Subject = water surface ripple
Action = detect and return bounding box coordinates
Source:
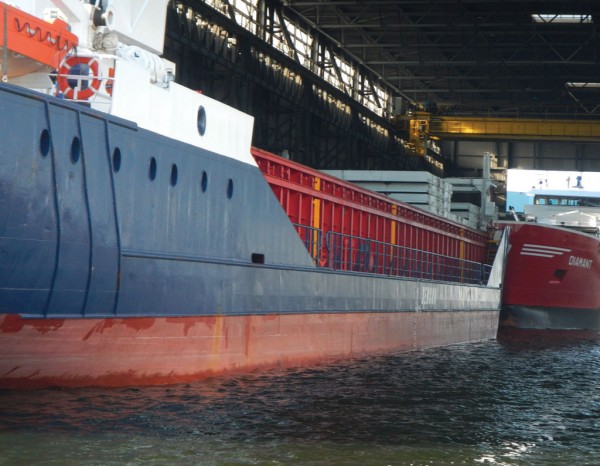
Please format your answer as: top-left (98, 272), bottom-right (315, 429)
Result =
top-left (2, 331), bottom-right (600, 465)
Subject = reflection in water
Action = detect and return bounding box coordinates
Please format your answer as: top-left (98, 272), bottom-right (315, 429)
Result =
top-left (2, 332), bottom-right (600, 465)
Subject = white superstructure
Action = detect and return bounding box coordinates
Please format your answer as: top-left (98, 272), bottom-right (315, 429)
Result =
top-left (1, 0), bottom-right (256, 165)
top-left (523, 189), bottom-right (600, 233)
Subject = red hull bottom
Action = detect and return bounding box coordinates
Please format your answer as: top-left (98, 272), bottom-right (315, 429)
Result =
top-left (0, 311), bottom-right (498, 389)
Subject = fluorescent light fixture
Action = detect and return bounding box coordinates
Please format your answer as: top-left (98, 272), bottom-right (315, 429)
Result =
top-left (566, 82), bottom-right (600, 88)
top-left (532, 14), bottom-right (592, 24)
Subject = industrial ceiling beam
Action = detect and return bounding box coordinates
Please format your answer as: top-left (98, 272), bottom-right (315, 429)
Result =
top-left (285, 0), bottom-right (600, 119)
top-left (430, 116), bottom-right (600, 141)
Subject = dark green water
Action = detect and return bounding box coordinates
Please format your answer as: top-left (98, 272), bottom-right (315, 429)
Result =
top-left (2, 331), bottom-right (600, 465)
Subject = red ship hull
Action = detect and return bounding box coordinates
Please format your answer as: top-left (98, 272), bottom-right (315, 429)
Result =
top-left (0, 311), bottom-right (498, 389)
top-left (499, 221), bottom-right (600, 330)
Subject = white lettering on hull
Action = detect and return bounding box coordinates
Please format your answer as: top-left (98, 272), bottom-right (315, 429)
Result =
top-left (421, 286), bottom-right (438, 306)
top-left (568, 255), bottom-right (593, 269)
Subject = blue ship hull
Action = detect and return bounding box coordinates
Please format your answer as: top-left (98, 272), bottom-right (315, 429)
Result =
top-left (0, 83), bottom-right (501, 388)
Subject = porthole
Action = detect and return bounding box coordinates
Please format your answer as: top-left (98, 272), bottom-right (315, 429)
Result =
top-left (197, 105), bottom-right (206, 136)
top-left (112, 147), bottom-right (121, 172)
top-left (200, 171), bottom-right (208, 192)
top-left (149, 157), bottom-right (157, 181)
top-left (170, 163), bottom-right (178, 187)
top-left (70, 137), bottom-right (81, 164)
top-left (226, 178), bottom-right (234, 199)
top-left (40, 129), bottom-right (50, 157)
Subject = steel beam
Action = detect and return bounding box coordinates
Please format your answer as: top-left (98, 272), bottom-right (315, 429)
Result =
top-left (431, 117), bottom-right (600, 142)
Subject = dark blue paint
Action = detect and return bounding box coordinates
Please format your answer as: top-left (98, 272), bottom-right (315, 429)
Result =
top-left (0, 83), bottom-right (499, 320)
top-left (0, 83), bottom-right (314, 318)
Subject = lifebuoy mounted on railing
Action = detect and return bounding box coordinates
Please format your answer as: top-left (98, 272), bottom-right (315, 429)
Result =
top-left (57, 56), bottom-right (102, 100)
top-left (105, 67), bottom-right (115, 96)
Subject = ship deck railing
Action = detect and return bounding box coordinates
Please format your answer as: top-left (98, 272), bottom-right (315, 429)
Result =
top-left (294, 224), bottom-right (492, 285)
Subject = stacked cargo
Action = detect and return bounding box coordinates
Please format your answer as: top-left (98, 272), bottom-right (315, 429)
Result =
top-left (449, 202), bottom-right (480, 228)
top-left (323, 170), bottom-right (496, 230)
top-left (323, 170), bottom-right (453, 217)
top-left (446, 178), bottom-right (498, 229)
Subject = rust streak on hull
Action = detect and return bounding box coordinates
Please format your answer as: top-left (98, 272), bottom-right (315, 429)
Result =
top-left (0, 311), bottom-right (498, 389)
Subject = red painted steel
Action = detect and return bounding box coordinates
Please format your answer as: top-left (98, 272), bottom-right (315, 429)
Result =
top-left (501, 222), bottom-right (600, 310)
top-left (252, 147), bottom-right (489, 266)
top-left (0, 311), bottom-right (498, 389)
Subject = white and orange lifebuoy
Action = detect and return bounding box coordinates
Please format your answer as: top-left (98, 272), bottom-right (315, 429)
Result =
top-left (105, 67), bottom-right (115, 96)
top-left (57, 56), bottom-right (102, 100)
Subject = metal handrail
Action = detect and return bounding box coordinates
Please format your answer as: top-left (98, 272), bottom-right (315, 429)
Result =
top-left (293, 224), bottom-right (491, 285)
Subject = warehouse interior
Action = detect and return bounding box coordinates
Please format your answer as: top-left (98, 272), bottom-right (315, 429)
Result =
top-left (163, 1), bottom-right (600, 216)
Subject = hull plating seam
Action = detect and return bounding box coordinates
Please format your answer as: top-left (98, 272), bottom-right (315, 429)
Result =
top-left (122, 247), bottom-right (492, 285)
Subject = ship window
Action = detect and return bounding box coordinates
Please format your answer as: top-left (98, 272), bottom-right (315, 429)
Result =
top-left (40, 129), bottom-right (50, 157)
top-left (70, 137), bottom-right (81, 164)
top-left (112, 148), bottom-right (121, 172)
top-left (201, 171), bottom-right (208, 192)
top-left (226, 178), bottom-right (234, 199)
top-left (170, 164), bottom-right (178, 187)
top-left (197, 106), bottom-right (207, 136)
top-left (149, 157), bottom-right (157, 181)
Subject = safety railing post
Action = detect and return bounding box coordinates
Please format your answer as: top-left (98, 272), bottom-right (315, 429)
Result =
top-left (295, 226), bottom-right (489, 285)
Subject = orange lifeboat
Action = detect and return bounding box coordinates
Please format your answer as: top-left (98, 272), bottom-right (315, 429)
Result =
top-left (0, 2), bottom-right (78, 78)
